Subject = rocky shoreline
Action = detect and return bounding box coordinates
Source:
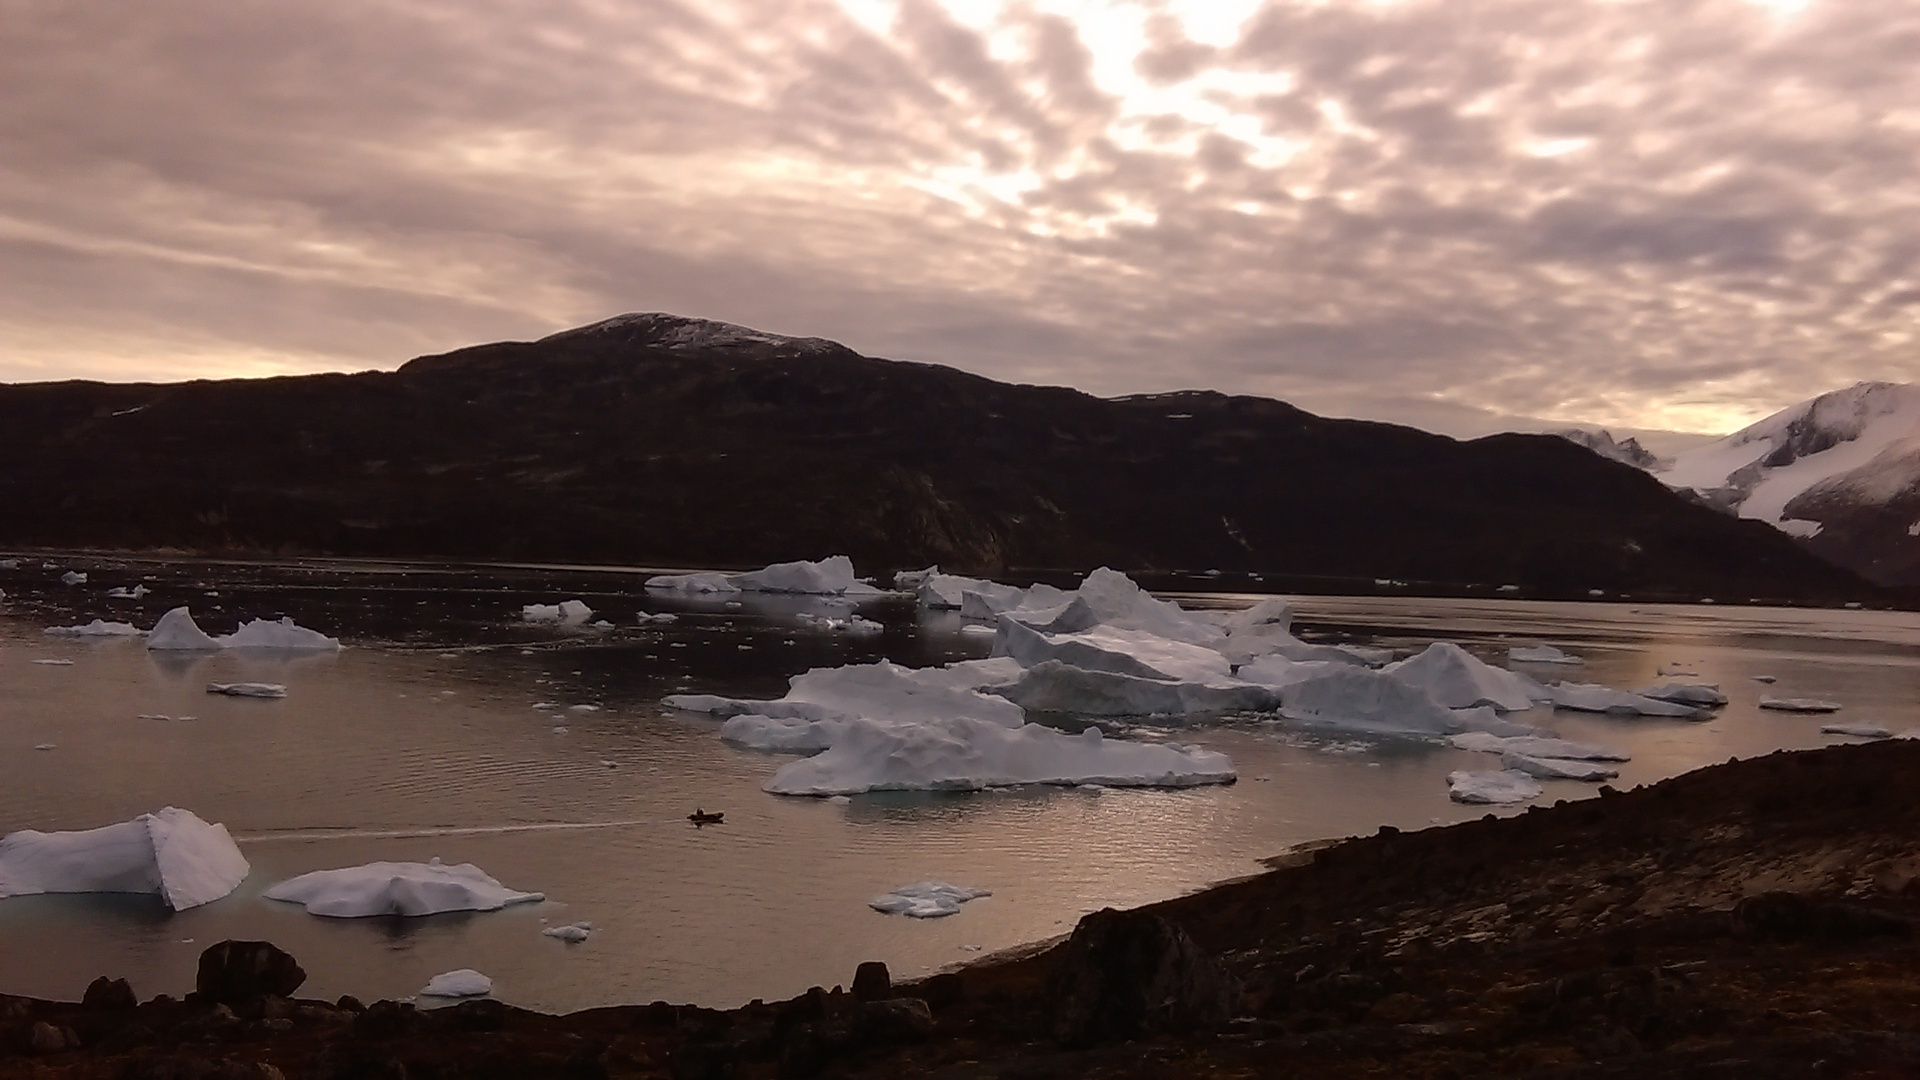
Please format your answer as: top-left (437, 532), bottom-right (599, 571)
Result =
top-left (9, 740), bottom-right (1920, 1078)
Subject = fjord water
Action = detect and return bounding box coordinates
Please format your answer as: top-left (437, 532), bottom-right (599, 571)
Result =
top-left (2, 561), bottom-right (1915, 1013)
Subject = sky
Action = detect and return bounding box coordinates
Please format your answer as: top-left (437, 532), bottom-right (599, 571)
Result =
top-left (2, 0), bottom-right (1916, 438)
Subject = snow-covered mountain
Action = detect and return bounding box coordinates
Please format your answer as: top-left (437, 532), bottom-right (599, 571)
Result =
top-left (1554, 429), bottom-right (1667, 470)
top-left (1649, 382), bottom-right (1920, 585)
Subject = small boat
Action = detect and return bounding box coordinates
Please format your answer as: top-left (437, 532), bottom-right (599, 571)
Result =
top-left (688, 808), bottom-right (725, 825)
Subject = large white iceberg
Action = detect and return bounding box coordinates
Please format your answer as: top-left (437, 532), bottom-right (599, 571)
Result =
top-left (1448, 769), bottom-right (1542, 804)
top-left (263, 858), bottom-right (544, 917)
top-left (0, 807), bottom-right (249, 911)
top-left (1280, 667), bottom-right (1470, 737)
top-left (869, 881), bottom-right (991, 918)
top-left (1383, 643), bottom-right (1541, 711)
top-left (993, 618), bottom-right (1233, 682)
top-left (644, 571), bottom-right (740, 594)
top-left (1550, 682), bottom-right (1703, 718)
top-left (647, 556), bottom-right (882, 596)
top-left (993, 660), bottom-right (1282, 716)
top-left (45, 619), bottom-right (144, 638)
top-left (146, 607), bottom-right (222, 650)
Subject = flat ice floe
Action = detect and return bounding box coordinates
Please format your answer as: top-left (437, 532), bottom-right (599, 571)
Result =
top-left (263, 858), bottom-right (544, 917)
top-left (45, 619), bottom-right (144, 637)
top-left (523, 600), bottom-right (593, 625)
top-left (1447, 769), bottom-right (1543, 804)
top-left (542, 921), bottom-right (593, 942)
top-left (1822, 722), bottom-right (1891, 738)
top-left (1508, 644), bottom-right (1583, 665)
top-left (0, 807), bottom-right (248, 910)
top-left (207, 682), bottom-right (287, 699)
top-left (1760, 696), bottom-right (1844, 713)
top-left (870, 881), bottom-right (991, 918)
top-left (1447, 732), bottom-right (1630, 761)
top-left (1500, 752), bottom-right (1619, 781)
top-left (1636, 682), bottom-right (1729, 707)
top-left (646, 556), bottom-right (882, 596)
top-left (419, 970), bottom-right (492, 998)
top-left (1550, 682), bottom-right (1703, 718)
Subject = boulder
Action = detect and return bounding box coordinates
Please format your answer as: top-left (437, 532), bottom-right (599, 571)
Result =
top-left (195, 940), bottom-right (307, 1005)
top-left (850, 961), bottom-right (891, 1002)
top-left (1050, 908), bottom-right (1237, 1047)
top-left (82, 975), bottom-right (137, 1010)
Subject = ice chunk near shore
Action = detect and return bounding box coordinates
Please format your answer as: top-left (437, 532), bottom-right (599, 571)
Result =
top-left (542, 921), bottom-right (592, 942)
top-left (1760, 696), bottom-right (1844, 713)
top-left (645, 571), bottom-right (740, 594)
top-left (419, 970), bottom-right (492, 998)
top-left (1508, 644), bottom-right (1582, 665)
top-left (1383, 643), bottom-right (1539, 711)
top-left (1448, 732), bottom-right (1630, 761)
top-left (1636, 682), bottom-right (1728, 707)
top-left (60, 571), bottom-right (87, 585)
top-left (207, 682), bottom-right (287, 699)
top-left (1550, 683), bottom-right (1703, 718)
top-left (762, 717), bottom-right (1235, 796)
top-left (1501, 753), bottom-right (1620, 781)
top-left (870, 882), bottom-right (991, 918)
top-left (0, 807), bottom-right (249, 910)
top-left (146, 607), bottom-right (222, 650)
top-left (1448, 770), bottom-right (1542, 804)
top-left (993, 659), bottom-right (1282, 716)
top-left (107, 585), bottom-right (151, 599)
top-left (1280, 668), bottom-right (1470, 738)
top-left (220, 617), bottom-right (340, 650)
top-left (45, 619), bottom-right (144, 637)
top-left (1822, 722), bottom-right (1891, 738)
top-left (733, 556), bottom-right (883, 595)
top-left (522, 600), bottom-right (593, 625)
top-left (264, 858), bottom-right (544, 917)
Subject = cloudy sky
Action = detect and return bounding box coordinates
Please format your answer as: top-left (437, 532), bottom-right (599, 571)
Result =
top-left (2, 0), bottom-right (1916, 436)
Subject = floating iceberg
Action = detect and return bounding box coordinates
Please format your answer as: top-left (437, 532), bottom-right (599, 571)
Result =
top-left (721, 713), bottom-right (846, 753)
top-left (221, 617), bottom-right (340, 650)
top-left (147, 607), bottom-right (222, 650)
top-left (1509, 644), bottom-right (1582, 664)
top-left (763, 716), bottom-right (1235, 795)
top-left (264, 858), bottom-right (544, 917)
top-left (542, 921), bottom-right (592, 942)
top-left (1448, 769), bottom-right (1542, 804)
top-left (993, 618), bottom-right (1232, 682)
top-left (1447, 732), bottom-right (1630, 761)
top-left (1550, 682), bottom-right (1703, 718)
top-left (796, 613), bottom-right (883, 635)
top-left (59, 571), bottom-right (87, 585)
top-left (870, 881), bottom-right (991, 918)
top-left (1281, 667), bottom-right (1469, 737)
top-left (894, 566), bottom-right (940, 590)
top-left (674, 660), bottom-right (1026, 727)
top-left (731, 556), bottom-right (882, 595)
top-left (1822, 722), bottom-right (1891, 738)
top-left (1635, 682), bottom-right (1728, 707)
top-left (419, 970), bottom-right (492, 998)
top-left (1500, 752), bottom-right (1620, 781)
top-left (0, 807), bottom-right (248, 911)
top-left (1760, 696), bottom-right (1843, 713)
top-left (1383, 643), bottom-right (1540, 711)
top-left (635, 612), bottom-right (678, 624)
top-left (644, 571), bottom-right (740, 594)
top-left (993, 660), bottom-right (1282, 717)
top-left (106, 585), bottom-right (151, 599)
top-left (207, 682), bottom-right (287, 699)
top-left (959, 581), bottom-right (1065, 620)
top-left (522, 600), bottom-right (593, 625)
top-left (1216, 598), bottom-right (1383, 666)
top-left (146, 607), bottom-right (339, 651)
top-left (45, 619), bottom-right (144, 638)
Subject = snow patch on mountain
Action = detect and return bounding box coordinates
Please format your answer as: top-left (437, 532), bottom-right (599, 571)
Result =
top-left (540, 312), bottom-right (844, 355)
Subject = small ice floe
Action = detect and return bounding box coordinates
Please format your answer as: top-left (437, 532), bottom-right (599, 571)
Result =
top-left (827, 795), bottom-right (852, 805)
top-left (796, 613), bottom-right (882, 634)
top-left (419, 970), bottom-right (492, 998)
top-left (958, 624), bottom-right (996, 637)
top-left (60, 571), bottom-right (88, 585)
top-left (1507, 644), bottom-right (1582, 665)
top-left (0, 558), bottom-right (17, 569)
top-left (106, 585), bottom-right (151, 599)
top-left (551, 726), bottom-right (568, 734)
top-left (1497, 584), bottom-right (1520, 593)
top-left (1657, 666), bottom-right (1700, 677)
top-left (1753, 675), bottom-right (1777, 683)
top-left (869, 881), bottom-right (991, 918)
top-left (590, 619), bottom-right (614, 629)
top-left (1550, 682), bottom-right (1702, 718)
top-left (45, 619), bottom-right (144, 638)
top-left (1759, 697), bottom-right (1843, 713)
top-left (139, 714), bottom-right (172, 722)
top-left (646, 571), bottom-right (740, 594)
top-left (541, 921), bottom-right (592, 942)
top-left (1500, 753), bottom-right (1619, 781)
top-left (635, 612), bottom-right (679, 624)
top-left (1447, 732), bottom-right (1630, 761)
top-left (0, 807), bottom-right (249, 910)
top-left (599, 760), bottom-right (618, 769)
top-left (1635, 682), bottom-right (1728, 707)
top-left (1822, 722), bottom-right (1892, 739)
top-left (895, 566), bottom-right (939, 590)
top-left (33, 743), bottom-right (56, 750)
top-left (31, 659), bottom-right (75, 666)
top-left (263, 857), bottom-right (543, 917)
top-left (522, 600), bottom-right (593, 625)
top-left (207, 682), bottom-right (287, 699)
top-left (568, 704), bottom-right (600, 713)
top-left (647, 557), bottom-right (884, 597)
top-left (532, 702), bottom-right (556, 709)
top-left (1447, 769), bottom-right (1542, 804)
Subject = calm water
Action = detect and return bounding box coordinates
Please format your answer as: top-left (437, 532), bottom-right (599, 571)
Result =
top-left (2, 557), bottom-right (1916, 1012)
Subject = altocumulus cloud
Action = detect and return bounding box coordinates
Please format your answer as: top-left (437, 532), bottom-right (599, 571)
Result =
top-left (0, 0), bottom-right (1915, 434)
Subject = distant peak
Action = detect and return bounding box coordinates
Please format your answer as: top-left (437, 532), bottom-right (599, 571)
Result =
top-left (1553, 428), bottom-right (1666, 470)
top-left (539, 313), bottom-right (848, 356)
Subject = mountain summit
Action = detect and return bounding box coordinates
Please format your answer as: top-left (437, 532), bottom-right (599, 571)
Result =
top-left (0, 313), bottom-right (1874, 601)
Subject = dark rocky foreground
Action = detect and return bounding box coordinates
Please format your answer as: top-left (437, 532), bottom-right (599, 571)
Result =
top-left (0, 313), bottom-right (1874, 603)
top-left (11, 741), bottom-right (1920, 1078)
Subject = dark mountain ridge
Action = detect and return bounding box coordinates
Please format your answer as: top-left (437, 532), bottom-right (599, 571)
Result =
top-left (0, 313), bottom-right (1875, 602)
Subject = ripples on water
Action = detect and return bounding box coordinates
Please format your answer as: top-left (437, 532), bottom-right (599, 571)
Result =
top-left (2, 558), bottom-right (1917, 1011)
